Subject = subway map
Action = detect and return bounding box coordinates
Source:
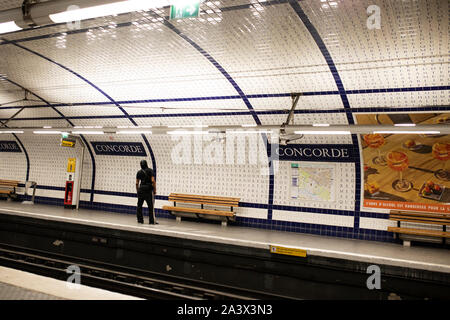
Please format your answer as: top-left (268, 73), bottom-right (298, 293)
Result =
top-left (290, 163), bottom-right (335, 202)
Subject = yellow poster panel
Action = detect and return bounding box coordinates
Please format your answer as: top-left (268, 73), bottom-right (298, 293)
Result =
top-left (61, 140), bottom-right (75, 148)
top-left (270, 245), bottom-right (307, 257)
top-left (357, 113), bottom-right (449, 213)
top-left (67, 158), bottom-right (76, 173)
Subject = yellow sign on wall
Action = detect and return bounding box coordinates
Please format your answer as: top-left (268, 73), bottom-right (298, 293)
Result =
top-left (269, 245), bottom-right (307, 258)
top-left (61, 140), bottom-right (75, 148)
top-left (67, 158), bottom-right (76, 173)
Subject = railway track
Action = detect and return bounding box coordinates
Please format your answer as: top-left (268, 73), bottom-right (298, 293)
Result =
top-left (0, 243), bottom-right (291, 300)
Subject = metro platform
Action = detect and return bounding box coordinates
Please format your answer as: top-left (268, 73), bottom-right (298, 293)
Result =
top-left (0, 201), bottom-right (449, 300)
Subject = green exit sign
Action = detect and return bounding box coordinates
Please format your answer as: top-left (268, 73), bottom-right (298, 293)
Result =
top-left (170, 1), bottom-right (200, 20)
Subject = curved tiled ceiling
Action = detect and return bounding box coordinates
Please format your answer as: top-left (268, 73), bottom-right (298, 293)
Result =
top-left (0, 0), bottom-right (446, 127)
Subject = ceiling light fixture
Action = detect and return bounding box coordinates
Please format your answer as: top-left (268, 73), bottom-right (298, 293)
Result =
top-left (116, 130), bottom-right (153, 134)
top-left (71, 131), bottom-right (104, 135)
top-left (294, 130), bottom-right (351, 135)
top-left (33, 130), bottom-right (64, 134)
top-left (373, 131), bottom-right (440, 135)
top-left (0, 130), bottom-right (24, 134)
top-left (167, 130), bottom-right (209, 135)
top-left (49, 0), bottom-right (170, 23)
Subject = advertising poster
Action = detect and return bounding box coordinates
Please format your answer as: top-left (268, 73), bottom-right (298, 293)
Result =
top-left (357, 113), bottom-right (449, 213)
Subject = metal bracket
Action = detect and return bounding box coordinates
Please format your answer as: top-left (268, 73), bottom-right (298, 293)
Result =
top-left (279, 93), bottom-right (303, 144)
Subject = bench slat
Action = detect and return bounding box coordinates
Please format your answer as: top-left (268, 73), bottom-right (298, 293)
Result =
top-left (170, 193), bottom-right (240, 201)
top-left (390, 216), bottom-right (450, 225)
top-left (0, 180), bottom-right (19, 184)
top-left (0, 190), bottom-right (12, 194)
top-left (388, 226), bottom-right (450, 238)
top-left (170, 193), bottom-right (239, 202)
top-left (162, 206), bottom-right (235, 217)
top-left (168, 199), bottom-right (239, 207)
top-left (168, 194), bottom-right (240, 206)
top-left (390, 211), bottom-right (450, 219)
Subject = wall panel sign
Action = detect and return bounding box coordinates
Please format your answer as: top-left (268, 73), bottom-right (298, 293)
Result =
top-left (273, 144), bottom-right (356, 162)
top-left (0, 141), bottom-right (21, 153)
top-left (61, 137), bottom-right (76, 148)
top-left (91, 142), bottom-right (147, 157)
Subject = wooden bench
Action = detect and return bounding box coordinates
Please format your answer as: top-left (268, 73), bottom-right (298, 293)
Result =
top-left (162, 193), bottom-right (240, 226)
top-left (387, 210), bottom-right (450, 246)
top-left (0, 179), bottom-right (20, 199)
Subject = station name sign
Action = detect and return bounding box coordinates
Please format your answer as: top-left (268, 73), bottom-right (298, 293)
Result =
top-left (91, 142), bottom-right (147, 157)
top-left (273, 144), bottom-right (355, 162)
top-left (0, 141), bottom-right (22, 153)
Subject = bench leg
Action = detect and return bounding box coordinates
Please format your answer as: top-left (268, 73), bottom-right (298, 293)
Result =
top-left (221, 220), bottom-right (227, 227)
top-left (176, 216), bottom-right (181, 223)
top-left (402, 240), bottom-right (411, 247)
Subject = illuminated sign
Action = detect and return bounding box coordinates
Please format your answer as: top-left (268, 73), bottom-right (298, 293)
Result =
top-left (170, 0), bottom-right (200, 19)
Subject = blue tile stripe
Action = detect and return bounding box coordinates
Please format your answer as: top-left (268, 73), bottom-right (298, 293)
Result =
top-left (3, 103), bottom-right (450, 122)
top-left (12, 133), bottom-right (30, 181)
top-left (33, 184), bottom-right (386, 218)
top-left (0, 60), bottom-right (98, 202)
top-left (2, 38), bottom-right (158, 187)
top-left (163, 19), bottom-right (276, 220)
top-left (26, 192), bottom-right (394, 242)
top-left (0, 75), bottom-right (98, 188)
top-left (2, 86), bottom-right (448, 111)
top-left (162, 22), bottom-right (261, 125)
top-left (288, 0), bottom-right (362, 229)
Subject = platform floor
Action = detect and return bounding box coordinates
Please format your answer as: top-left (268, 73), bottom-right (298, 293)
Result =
top-left (0, 202), bottom-right (449, 274)
top-left (0, 282), bottom-right (63, 300)
top-left (0, 266), bottom-right (142, 300)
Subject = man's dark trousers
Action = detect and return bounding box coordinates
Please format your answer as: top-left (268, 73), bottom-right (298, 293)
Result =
top-left (137, 192), bottom-right (155, 224)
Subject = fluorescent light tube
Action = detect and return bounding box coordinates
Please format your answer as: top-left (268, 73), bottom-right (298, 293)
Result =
top-left (72, 131), bottom-right (104, 135)
top-left (49, 0), bottom-right (169, 23)
top-left (33, 130), bottom-right (63, 134)
top-left (167, 130), bottom-right (209, 135)
top-left (228, 130), bottom-right (273, 134)
top-left (116, 130), bottom-right (152, 134)
top-left (394, 123), bottom-right (416, 127)
top-left (0, 130), bottom-right (24, 134)
top-left (312, 124), bottom-right (330, 127)
top-left (294, 131), bottom-right (351, 135)
top-left (373, 131), bottom-right (440, 134)
top-left (241, 124), bottom-right (257, 127)
top-left (0, 21), bottom-right (22, 34)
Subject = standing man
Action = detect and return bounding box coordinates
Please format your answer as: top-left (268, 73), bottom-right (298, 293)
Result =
top-left (136, 159), bottom-right (157, 225)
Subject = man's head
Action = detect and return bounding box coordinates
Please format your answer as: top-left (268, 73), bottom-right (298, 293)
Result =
top-left (140, 159), bottom-right (148, 169)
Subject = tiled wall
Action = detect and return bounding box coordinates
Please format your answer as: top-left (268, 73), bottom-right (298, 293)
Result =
top-left (0, 0), bottom-right (448, 242)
